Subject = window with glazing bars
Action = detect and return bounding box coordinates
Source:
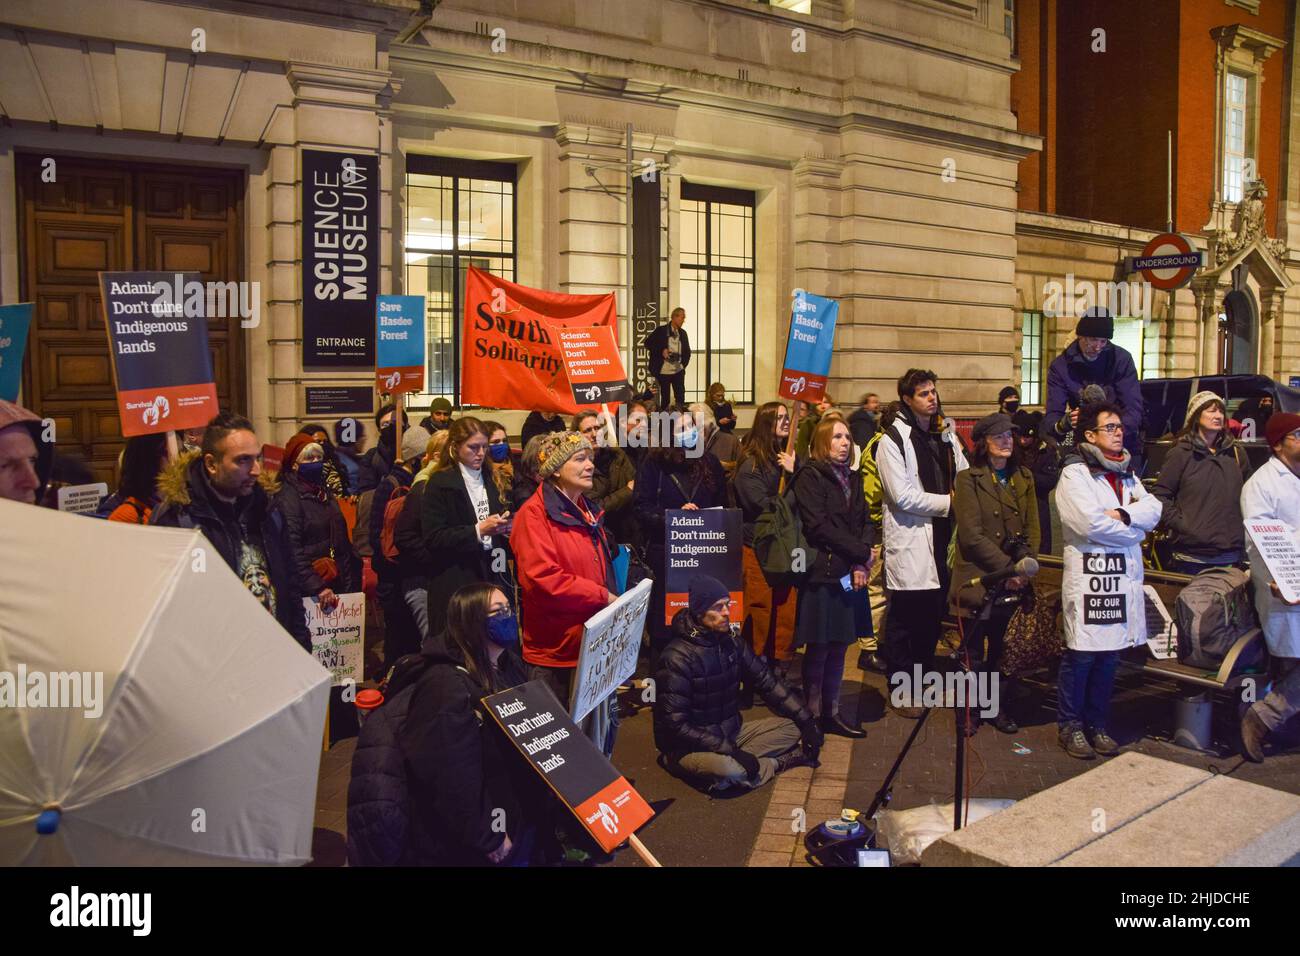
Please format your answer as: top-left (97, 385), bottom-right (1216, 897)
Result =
top-left (403, 157), bottom-right (517, 409)
top-left (678, 182), bottom-right (756, 404)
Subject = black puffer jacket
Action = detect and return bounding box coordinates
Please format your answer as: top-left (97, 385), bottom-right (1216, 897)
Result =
top-left (272, 471), bottom-right (361, 597)
top-left (347, 638), bottom-right (532, 866)
top-left (653, 610), bottom-right (812, 758)
top-left (792, 460), bottom-right (874, 585)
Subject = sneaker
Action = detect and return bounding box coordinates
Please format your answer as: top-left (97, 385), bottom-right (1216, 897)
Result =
top-left (1240, 707), bottom-right (1270, 763)
top-left (1088, 729), bottom-right (1120, 756)
top-left (774, 749), bottom-right (814, 774)
top-left (1059, 726), bottom-right (1096, 760)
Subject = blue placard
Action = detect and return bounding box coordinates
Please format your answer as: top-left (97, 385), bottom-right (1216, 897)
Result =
top-left (779, 291), bottom-right (839, 402)
top-left (375, 294), bottom-right (425, 393)
top-left (0, 303), bottom-right (34, 402)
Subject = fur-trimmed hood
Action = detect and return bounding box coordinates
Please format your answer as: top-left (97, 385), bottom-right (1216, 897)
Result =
top-left (155, 448), bottom-right (281, 506)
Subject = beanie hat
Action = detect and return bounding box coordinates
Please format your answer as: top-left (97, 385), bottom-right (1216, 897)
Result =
top-left (282, 432), bottom-right (314, 470)
top-left (536, 431), bottom-right (592, 478)
top-left (688, 575), bottom-right (731, 618)
top-left (429, 397), bottom-right (453, 414)
top-left (998, 386), bottom-right (1020, 404)
top-left (401, 425), bottom-right (433, 463)
top-left (1076, 306), bottom-right (1114, 340)
top-left (1183, 391), bottom-right (1225, 430)
top-left (971, 412), bottom-right (1015, 446)
top-left (1265, 412), bottom-right (1300, 448)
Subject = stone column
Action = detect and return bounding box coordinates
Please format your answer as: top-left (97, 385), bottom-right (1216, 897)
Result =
top-left (1191, 279), bottom-right (1221, 375)
top-left (265, 61), bottom-right (391, 442)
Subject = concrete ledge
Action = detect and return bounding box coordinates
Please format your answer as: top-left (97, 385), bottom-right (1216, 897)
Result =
top-left (922, 753), bottom-right (1207, 867)
top-left (1057, 774), bottom-right (1300, 868)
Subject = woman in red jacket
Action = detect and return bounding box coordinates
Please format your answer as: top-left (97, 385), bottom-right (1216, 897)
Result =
top-left (511, 431), bottom-right (619, 705)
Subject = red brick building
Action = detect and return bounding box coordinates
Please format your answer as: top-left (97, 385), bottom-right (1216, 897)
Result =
top-left (1011, 0), bottom-right (1298, 390)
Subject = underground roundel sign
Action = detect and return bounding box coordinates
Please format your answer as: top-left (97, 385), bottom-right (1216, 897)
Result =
top-left (1132, 233), bottom-right (1203, 291)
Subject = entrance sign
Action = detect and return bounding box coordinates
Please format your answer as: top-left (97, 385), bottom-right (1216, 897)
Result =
top-left (0, 303), bottom-right (33, 402)
top-left (1128, 233), bottom-right (1203, 291)
top-left (302, 149), bottom-right (379, 367)
top-left (570, 579), bottom-right (652, 723)
top-left (375, 295), bottom-right (425, 394)
top-left (304, 592), bottom-right (366, 687)
top-left (461, 267), bottom-right (618, 414)
top-left (1246, 520), bottom-right (1300, 604)
top-left (778, 291), bottom-right (839, 403)
top-left (485, 679), bottom-right (654, 854)
top-left (554, 323), bottom-right (632, 408)
top-left (99, 271), bottom-right (219, 437)
top-left (665, 508), bottom-right (743, 625)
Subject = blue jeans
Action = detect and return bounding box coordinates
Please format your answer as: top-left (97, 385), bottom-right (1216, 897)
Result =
top-left (1057, 648), bottom-right (1120, 732)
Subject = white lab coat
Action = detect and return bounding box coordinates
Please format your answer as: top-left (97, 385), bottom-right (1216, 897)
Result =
top-left (879, 418), bottom-right (969, 592)
top-left (1240, 456), bottom-right (1300, 658)
top-left (1055, 460), bottom-right (1163, 651)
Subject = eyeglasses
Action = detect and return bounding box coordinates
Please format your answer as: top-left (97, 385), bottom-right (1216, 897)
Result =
top-left (1090, 423), bottom-right (1124, 435)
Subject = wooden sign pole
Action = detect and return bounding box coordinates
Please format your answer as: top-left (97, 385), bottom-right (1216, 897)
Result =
top-left (778, 401), bottom-right (803, 496)
top-left (628, 833), bottom-right (662, 867)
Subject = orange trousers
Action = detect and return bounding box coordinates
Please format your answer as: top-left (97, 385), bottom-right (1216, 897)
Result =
top-left (741, 545), bottom-right (799, 662)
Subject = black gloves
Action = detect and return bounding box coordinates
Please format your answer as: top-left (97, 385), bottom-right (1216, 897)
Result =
top-left (798, 719), bottom-right (824, 761)
top-left (732, 749), bottom-right (762, 782)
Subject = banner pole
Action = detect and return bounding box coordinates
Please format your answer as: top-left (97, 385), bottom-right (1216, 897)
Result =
top-left (601, 402), bottom-right (620, 448)
top-left (779, 401), bottom-right (802, 496)
top-left (628, 833), bottom-right (662, 867)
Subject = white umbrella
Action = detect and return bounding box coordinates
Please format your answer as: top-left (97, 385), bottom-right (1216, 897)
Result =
top-left (0, 499), bottom-right (331, 865)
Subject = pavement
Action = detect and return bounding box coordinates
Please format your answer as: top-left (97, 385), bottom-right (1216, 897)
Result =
top-left (309, 633), bottom-right (1300, 868)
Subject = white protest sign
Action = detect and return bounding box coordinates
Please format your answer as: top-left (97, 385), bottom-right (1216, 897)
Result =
top-left (303, 591), bottom-right (365, 687)
top-left (1143, 585), bottom-right (1177, 660)
top-left (57, 482), bottom-right (108, 514)
top-left (569, 578), bottom-right (652, 723)
top-left (1246, 520), bottom-right (1300, 604)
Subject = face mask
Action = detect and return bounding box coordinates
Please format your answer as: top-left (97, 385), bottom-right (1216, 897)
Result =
top-left (297, 461), bottom-right (325, 485)
top-left (488, 442), bottom-right (510, 463)
top-left (1004, 401), bottom-right (1020, 414)
top-left (486, 612), bottom-right (518, 646)
top-left (675, 427), bottom-right (699, 449)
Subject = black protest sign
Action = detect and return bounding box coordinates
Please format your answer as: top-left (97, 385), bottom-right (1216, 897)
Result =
top-left (302, 150), bottom-right (379, 367)
top-left (664, 508), bottom-right (743, 625)
top-left (1083, 551), bottom-right (1127, 625)
top-left (485, 680), bottom-right (653, 853)
top-left (99, 271), bottom-right (218, 437)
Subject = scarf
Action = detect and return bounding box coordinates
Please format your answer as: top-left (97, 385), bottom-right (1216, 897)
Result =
top-left (830, 461), bottom-right (852, 505)
top-left (1079, 442), bottom-right (1130, 503)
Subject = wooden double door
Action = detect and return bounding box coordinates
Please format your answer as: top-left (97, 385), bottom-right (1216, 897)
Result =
top-left (17, 155), bottom-right (246, 485)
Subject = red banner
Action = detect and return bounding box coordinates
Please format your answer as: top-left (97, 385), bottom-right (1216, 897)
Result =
top-left (462, 267), bottom-right (619, 414)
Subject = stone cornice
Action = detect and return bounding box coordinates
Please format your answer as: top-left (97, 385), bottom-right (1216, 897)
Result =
top-left (392, 42), bottom-right (1037, 158)
top-left (286, 62), bottom-right (393, 97)
top-left (1015, 210), bottom-right (1176, 249)
top-left (1211, 24), bottom-right (1286, 63)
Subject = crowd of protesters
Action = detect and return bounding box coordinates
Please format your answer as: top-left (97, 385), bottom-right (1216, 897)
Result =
top-left (5, 299), bottom-right (1300, 867)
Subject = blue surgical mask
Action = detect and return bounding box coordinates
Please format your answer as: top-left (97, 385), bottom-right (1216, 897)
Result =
top-left (675, 427), bottom-right (699, 449)
top-left (297, 461), bottom-right (325, 485)
top-left (486, 611), bottom-right (518, 647)
top-left (488, 442), bottom-right (510, 463)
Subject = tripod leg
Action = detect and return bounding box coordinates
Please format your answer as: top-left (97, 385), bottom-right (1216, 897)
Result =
top-left (864, 706), bottom-right (932, 822)
top-left (954, 702), bottom-right (966, 831)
